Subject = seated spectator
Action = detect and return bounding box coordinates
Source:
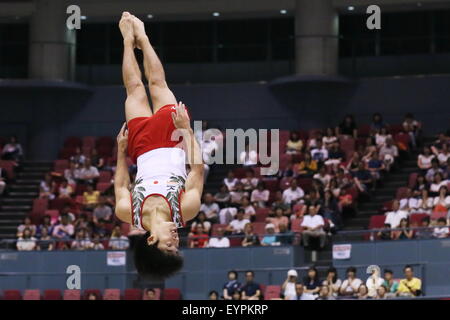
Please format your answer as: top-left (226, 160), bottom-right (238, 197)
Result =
top-left (391, 218), bottom-right (414, 240)
top-left (376, 285), bottom-right (388, 299)
top-left (90, 148), bottom-right (105, 170)
top-left (223, 271), bottom-right (241, 300)
top-left (415, 216), bottom-right (433, 240)
top-left (240, 169), bottom-right (259, 192)
top-left (310, 140), bottom-right (329, 163)
top-left (208, 290), bottom-right (219, 300)
top-left (379, 138), bottom-right (399, 171)
top-left (200, 193), bottom-right (220, 222)
top-left (324, 142), bottom-right (344, 168)
top-left (36, 226), bottom-right (54, 251)
top-left (353, 161), bottom-right (374, 193)
top-left (375, 127), bottom-right (392, 148)
top-left (416, 189), bottom-right (434, 214)
top-left (417, 146), bottom-right (435, 173)
top-left (90, 233), bottom-right (105, 250)
top-left (397, 265), bottom-right (422, 297)
top-left (16, 228), bottom-right (37, 251)
top-left (370, 113), bottom-right (387, 133)
top-left (336, 114), bottom-right (358, 139)
top-left (218, 206), bottom-right (237, 225)
top-left (307, 131), bottom-right (323, 150)
top-left (146, 288), bottom-right (158, 300)
top-left (214, 184), bottom-right (231, 207)
top-left (227, 209), bottom-right (250, 234)
top-left (87, 292), bottom-right (99, 300)
top-left (434, 143), bottom-right (450, 167)
top-left (313, 166), bottom-right (332, 187)
top-left (58, 179), bottom-right (73, 198)
top-left (321, 190), bottom-right (342, 228)
top-left (74, 213), bottom-right (93, 234)
top-left (322, 127), bottom-right (338, 149)
top-left (250, 182), bottom-right (270, 208)
top-left (16, 217), bottom-right (36, 238)
top-left (286, 131), bottom-right (303, 154)
top-left (241, 196), bottom-right (256, 220)
top-left (432, 186), bottom-right (450, 213)
top-left (71, 228), bottom-right (92, 250)
top-left (39, 173), bottom-right (56, 199)
top-left (339, 267), bottom-right (362, 297)
top-left (70, 147), bottom-right (86, 166)
top-left (399, 188), bottom-right (419, 213)
top-left (322, 267), bottom-right (342, 298)
top-left (303, 267), bottom-right (321, 299)
top-left (52, 214), bottom-right (75, 240)
top-left (230, 183), bottom-right (249, 205)
top-left (108, 225), bottom-right (130, 250)
top-left (366, 269), bottom-right (384, 298)
top-left (276, 224), bottom-right (293, 245)
top-left (92, 196), bottom-right (113, 224)
top-left (433, 218), bottom-right (449, 239)
top-left (83, 184), bottom-right (100, 210)
top-left (261, 223), bottom-right (278, 246)
top-left (189, 223), bottom-right (209, 248)
top-left (94, 219), bottom-right (109, 238)
top-left (270, 191), bottom-right (292, 216)
top-left (383, 269), bottom-right (399, 298)
top-left (266, 207), bottom-right (289, 233)
top-left (278, 162), bottom-right (294, 178)
top-left (282, 179), bottom-right (305, 205)
top-left (281, 269), bottom-right (298, 300)
top-left (297, 152), bottom-right (318, 177)
top-left (384, 200), bottom-right (408, 229)
top-left (78, 158), bottom-right (100, 184)
top-left (316, 285), bottom-right (334, 300)
top-left (403, 113), bottom-right (421, 148)
top-left (356, 284), bottom-right (370, 299)
top-left (426, 159), bottom-right (444, 183)
top-left (64, 161), bottom-right (79, 187)
top-left (429, 173), bottom-right (448, 196)
top-left (301, 205), bottom-right (326, 249)
top-left (223, 170), bottom-right (239, 191)
top-left (231, 290), bottom-right (242, 300)
top-left (240, 271), bottom-right (262, 300)
top-left (239, 142), bottom-right (258, 167)
top-left (2, 136), bottom-right (23, 161)
top-left (241, 223), bottom-right (260, 247)
top-left (37, 215), bottom-right (54, 238)
top-left (0, 166), bottom-right (7, 195)
top-left (376, 224), bottom-right (392, 240)
top-left (208, 227), bottom-right (230, 248)
top-left (191, 211), bottom-right (211, 234)
top-left (367, 151), bottom-right (385, 188)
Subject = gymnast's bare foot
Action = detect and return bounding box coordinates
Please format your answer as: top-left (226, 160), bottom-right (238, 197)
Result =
top-left (132, 16), bottom-right (148, 50)
top-left (119, 12), bottom-right (134, 45)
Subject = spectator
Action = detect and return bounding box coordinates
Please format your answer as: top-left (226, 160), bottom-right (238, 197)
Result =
top-left (37, 215), bottom-right (54, 237)
top-left (0, 166), bottom-right (7, 195)
top-left (336, 114), bottom-right (358, 139)
top-left (391, 218), bottom-right (414, 240)
top-left (379, 138), bottom-right (399, 171)
top-left (301, 205), bottom-right (326, 249)
top-left (356, 284), bottom-right (370, 299)
top-left (383, 269), bottom-right (399, 298)
top-left (432, 186), bottom-right (450, 212)
top-left (71, 229), bottom-right (92, 250)
top-left (146, 289), bottom-right (158, 300)
top-left (188, 224), bottom-right (209, 248)
top-left (376, 223), bottom-right (392, 241)
top-left (398, 265), bottom-right (422, 297)
top-left (307, 131), bottom-right (323, 150)
top-left (218, 206), bottom-right (237, 225)
top-left (376, 285), bottom-right (388, 299)
top-left (240, 169), bottom-right (259, 191)
top-left (281, 269), bottom-right (298, 300)
top-left (36, 226), bottom-right (54, 251)
top-left (276, 224), bottom-right (293, 245)
top-left (432, 218), bottom-right (449, 239)
top-left (87, 292), bottom-right (99, 300)
top-left (250, 182), bottom-right (270, 208)
top-left (64, 161), bottom-right (79, 187)
top-left (231, 290), bottom-right (242, 300)
top-left (2, 136), bottom-right (23, 161)
top-left (230, 183), bottom-right (249, 205)
top-left (367, 151), bottom-right (385, 189)
top-left (416, 189), bottom-right (434, 214)
top-left (415, 216), bottom-right (433, 240)
top-left (282, 179), bottom-right (305, 205)
top-left (321, 190), bottom-right (342, 228)
top-left (223, 170), bottom-right (238, 191)
top-left (434, 143), bottom-right (450, 166)
top-left (370, 113), bottom-right (387, 132)
top-left (286, 131), bottom-right (303, 154)
top-left (78, 158), bottom-right (100, 184)
top-left (74, 213), bottom-right (93, 233)
top-left (313, 166), bottom-right (332, 187)
top-left (240, 271), bottom-right (261, 300)
top-left (16, 217), bottom-right (36, 238)
top-left (208, 227), bottom-right (230, 248)
top-left (375, 127), bottom-right (392, 148)
top-left (425, 159), bottom-right (444, 183)
top-left (52, 214), bottom-right (75, 240)
top-left (39, 173), bottom-right (56, 199)
top-left (316, 285), bottom-right (334, 300)
top-left (241, 196), bottom-right (256, 220)
top-left (241, 223), bottom-right (260, 247)
top-left (200, 193), bottom-right (220, 222)
top-left (190, 211), bottom-right (211, 234)
top-left (90, 148), bottom-right (105, 170)
top-left (16, 228), bottom-right (37, 251)
top-left (353, 161), bottom-right (374, 193)
top-left (322, 267), bottom-right (342, 297)
top-left (109, 225), bottom-right (130, 250)
top-left (417, 146), bottom-right (435, 172)
top-left (270, 191), bottom-right (292, 216)
top-left (310, 140), bottom-right (329, 163)
top-left (324, 142), bottom-right (344, 168)
top-left (227, 209), bottom-right (250, 235)
top-left (70, 147), bottom-right (86, 166)
top-left (214, 184), bottom-right (231, 207)
top-left (223, 271), bottom-right (241, 300)
top-left (83, 184), bottom-right (100, 210)
top-left (297, 152), bottom-right (318, 177)
top-left (303, 267), bottom-right (321, 299)
top-left (403, 113), bottom-right (421, 148)
top-left (322, 127), bottom-right (338, 149)
top-left (58, 179), bottom-right (73, 198)
top-left (92, 196), bottom-right (113, 224)
top-left (266, 207), bottom-right (289, 233)
top-left (208, 291), bottom-right (219, 301)
top-left (261, 223), bottom-right (278, 246)
top-left (239, 142), bottom-right (258, 167)
top-left (90, 233), bottom-right (105, 250)
top-left (339, 267), bottom-right (362, 297)
top-left (384, 200), bottom-right (408, 229)
top-left (366, 269), bottom-right (384, 298)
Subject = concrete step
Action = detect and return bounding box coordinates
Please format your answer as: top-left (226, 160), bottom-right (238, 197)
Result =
top-left (16, 172), bottom-right (46, 179)
top-left (9, 185), bottom-right (39, 192)
top-left (14, 179), bottom-right (41, 185)
top-left (0, 205), bottom-right (32, 212)
top-left (0, 212), bottom-right (28, 219)
top-left (20, 161), bottom-right (53, 168)
top-left (1, 198), bottom-right (34, 205)
top-left (7, 191), bottom-right (39, 198)
top-left (0, 219), bottom-right (24, 226)
top-left (22, 166), bottom-right (52, 172)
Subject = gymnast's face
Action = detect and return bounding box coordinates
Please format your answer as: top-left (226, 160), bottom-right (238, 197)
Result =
top-left (147, 221), bottom-right (180, 254)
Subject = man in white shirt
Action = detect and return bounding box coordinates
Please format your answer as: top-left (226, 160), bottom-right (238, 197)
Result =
top-left (199, 193), bottom-right (220, 222)
top-left (384, 200), bottom-right (408, 229)
top-left (282, 180), bottom-right (305, 205)
top-left (208, 228), bottom-right (230, 248)
top-left (78, 158), bottom-right (100, 183)
top-left (227, 209), bottom-right (250, 234)
top-left (399, 188), bottom-right (419, 212)
top-left (310, 141), bottom-right (329, 162)
top-left (301, 205), bottom-right (326, 248)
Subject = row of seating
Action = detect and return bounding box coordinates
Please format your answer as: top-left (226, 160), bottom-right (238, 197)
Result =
top-left (0, 288), bottom-right (181, 300)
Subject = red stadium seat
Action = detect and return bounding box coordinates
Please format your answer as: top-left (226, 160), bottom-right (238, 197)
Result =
top-left (394, 132), bottom-right (410, 150)
top-left (262, 179), bottom-right (279, 193)
top-left (0, 160), bottom-right (16, 179)
top-left (251, 222), bottom-right (266, 236)
top-left (396, 187), bottom-right (410, 200)
top-left (3, 290), bottom-right (22, 300)
top-left (228, 236), bottom-right (243, 247)
top-left (54, 159), bottom-right (69, 172)
top-left (99, 171), bottom-right (112, 183)
top-left (83, 289), bottom-right (102, 300)
top-left (45, 210), bottom-right (60, 224)
top-left (255, 207), bottom-right (270, 222)
top-left (232, 167), bottom-right (247, 179)
top-left (123, 288), bottom-right (142, 300)
top-left (162, 288), bottom-right (181, 300)
top-left (279, 154), bottom-right (292, 169)
top-left (96, 182), bottom-right (112, 193)
top-left (64, 137), bottom-right (82, 148)
top-left (264, 285), bottom-right (281, 300)
top-left (297, 177), bottom-right (313, 192)
top-left (63, 289), bottom-right (81, 300)
top-left (49, 197), bottom-right (73, 211)
top-left (291, 218), bottom-right (303, 232)
top-left (43, 289), bottom-right (62, 300)
top-left (431, 211), bottom-right (447, 220)
top-left (368, 215), bottom-right (386, 229)
top-left (103, 289), bottom-right (121, 300)
top-left (211, 224), bottom-right (228, 237)
top-left (32, 198), bottom-right (49, 215)
top-left (358, 124), bottom-right (371, 137)
top-left (390, 124), bottom-right (404, 135)
top-left (23, 289), bottom-right (41, 300)
top-left (410, 213), bottom-right (429, 226)
top-left (82, 136), bottom-right (96, 149)
top-left (408, 172), bottom-right (419, 189)
top-left (279, 177), bottom-right (293, 190)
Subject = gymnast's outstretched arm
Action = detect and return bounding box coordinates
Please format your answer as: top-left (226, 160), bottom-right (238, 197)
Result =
top-left (114, 123), bottom-right (132, 224)
top-left (133, 17), bottom-right (177, 113)
top-left (171, 102), bottom-right (204, 222)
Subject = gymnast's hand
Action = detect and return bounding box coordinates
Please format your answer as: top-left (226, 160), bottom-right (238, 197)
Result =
top-left (116, 122), bottom-right (128, 153)
top-left (171, 101), bottom-right (191, 130)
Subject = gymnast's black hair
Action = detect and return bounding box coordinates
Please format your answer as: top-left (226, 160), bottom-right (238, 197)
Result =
top-left (133, 231), bottom-right (183, 279)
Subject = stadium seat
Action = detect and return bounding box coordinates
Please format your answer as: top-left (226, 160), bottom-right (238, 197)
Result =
top-left (264, 285), bottom-right (281, 300)
top-left (251, 222), bottom-right (266, 236)
top-left (394, 132), bottom-right (410, 150)
top-left (82, 136), bottom-right (96, 149)
top-left (279, 177), bottom-right (293, 190)
top-left (410, 213), bottom-right (428, 226)
top-left (43, 289), bottom-right (62, 300)
top-left (99, 170), bottom-right (112, 183)
top-left (291, 218), bottom-right (303, 232)
top-left (45, 210), bottom-right (60, 224)
top-left (3, 290), bottom-right (22, 300)
top-left (297, 177), bottom-right (313, 192)
top-left (96, 182), bottom-right (112, 193)
top-left (396, 187), bottom-right (410, 200)
top-left (103, 288), bottom-right (121, 300)
top-left (358, 124), bottom-right (371, 137)
top-left (279, 154), bottom-right (292, 169)
top-left (142, 288), bottom-right (161, 300)
top-left (431, 211), bottom-right (447, 220)
top-left (23, 289), bottom-right (41, 300)
top-left (162, 288), bottom-right (181, 300)
top-left (262, 179), bottom-right (279, 193)
top-left (123, 288), bottom-right (142, 300)
top-left (408, 172), bottom-right (419, 189)
top-left (64, 136), bottom-right (82, 148)
top-left (49, 198), bottom-right (73, 211)
top-left (54, 159), bottom-right (69, 172)
top-left (0, 160), bottom-right (16, 179)
top-left (83, 289), bottom-right (102, 300)
top-left (63, 289), bottom-right (81, 300)
top-left (255, 207), bottom-right (270, 222)
top-left (368, 215), bottom-right (386, 229)
top-left (211, 224), bottom-right (228, 237)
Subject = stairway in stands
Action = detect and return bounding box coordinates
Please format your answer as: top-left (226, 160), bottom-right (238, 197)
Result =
top-left (0, 161), bottom-right (53, 239)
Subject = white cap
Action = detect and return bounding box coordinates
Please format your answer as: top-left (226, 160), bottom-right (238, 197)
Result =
top-left (265, 223), bottom-right (275, 230)
top-left (287, 269), bottom-right (298, 277)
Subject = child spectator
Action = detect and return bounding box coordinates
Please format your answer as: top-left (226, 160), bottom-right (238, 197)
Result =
top-left (261, 223), bottom-right (278, 246)
top-left (433, 218), bottom-right (449, 239)
top-left (16, 228), bottom-right (37, 251)
top-left (36, 226), bottom-right (54, 251)
top-left (241, 223), bottom-right (260, 247)
top-left (190, 211), bottom-right (211, 234)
